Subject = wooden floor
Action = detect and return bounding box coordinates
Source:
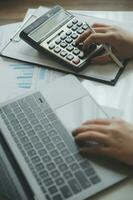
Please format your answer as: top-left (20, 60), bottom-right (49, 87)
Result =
top-left (0, 0), bottom-right (133, 25)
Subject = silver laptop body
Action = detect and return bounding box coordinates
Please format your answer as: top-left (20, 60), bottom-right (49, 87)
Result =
top-left (0, 75), bottom-right (132, 200)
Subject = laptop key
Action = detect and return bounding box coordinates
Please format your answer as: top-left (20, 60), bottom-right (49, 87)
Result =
top-left (55, 177), bottom-right (65, 186)
top-left (35, 163), bottom-right (44, 171)
top-left (52, 120), bottom-right (78, 153)
top-left (53, 194), bottom-right (62, 200)
top-left (17, 130), bottom-right (25, 138)
top-left (68, 178), bottom-right (82, 194)
top-left (24, 142), bottom-right (33, 151)
top-left (31, 156), bottom-right (40, 164)
top-left (34, 124), bottom-right (43, 132)
top-left (27, 129), bottom-right (36, 137)
top-left (48, 129), bottom-right (58, 137)
top-left (90, 175), bottom-right (101, 185)
top-left (50, 149), bottom-right (59, 158)
top-left (44, 177), bottom-right (53, 187)
top-left (60, 185), bottom-right (72, 198)
top-left (56, 142), bottom-right (66, 151)
top-left (58, 163), bottom-right (68, 172)
top-left (70, 163), bottom-right (79, 171)
top-left (30, 136), bottom-right (40, 144)
top-left (34, 142), bottom-right (43, 150)
top-left (42, 155), bottom-right (51, 163)
top-left (75, 170), bottom-right (91, 189)
top-left (2, 105), bottom-right (12, 114)
top-left (39, 170), bottom-right (49, 179)
top-left (51, 169), bottom-right (60, 179)
top-left (54, 156), bottom-right (64, 165)
top-left (46, 142), bottom-right (55, 151)
top-left (7, 112), bottom-right (16, 120)
top-left (38, 148), bottom-right (47, 157)
top-left (45, 194), bottom-right (51, 200)
top-left (40, 118), bottom-right (49, 126)
top-left (46, 162), bottom-right (56, 171)
top-left (48, 185), bottom-right (58, 194)
top-left (84, 167), bottom-right (96, 177)
top-left (63, 171), bottom-right (73, 180)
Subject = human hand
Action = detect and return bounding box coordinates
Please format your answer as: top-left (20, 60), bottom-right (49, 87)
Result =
top-left (76, 23), bottom-right (133, 64)
top-left (72, 118), bottom-right (133, 166)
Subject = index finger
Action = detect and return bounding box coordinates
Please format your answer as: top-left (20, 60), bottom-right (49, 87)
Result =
top-left (83, 118), bottom-right (112, 125)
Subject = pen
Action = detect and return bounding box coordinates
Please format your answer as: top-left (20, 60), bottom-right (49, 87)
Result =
top-left (86, 23), bottom-right (124, 68)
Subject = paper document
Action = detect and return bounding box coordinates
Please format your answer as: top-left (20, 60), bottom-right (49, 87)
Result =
top-left (0, 57), bottom-right (63, 103)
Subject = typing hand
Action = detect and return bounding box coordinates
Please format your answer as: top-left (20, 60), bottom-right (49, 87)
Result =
top-left (76, 23), bottom-right (133, 64)
top-left (72, 118), bottom-right (133, 166)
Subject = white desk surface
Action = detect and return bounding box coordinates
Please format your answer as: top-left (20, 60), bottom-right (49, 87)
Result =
top-left (81, 10), bottom-right (133, 200)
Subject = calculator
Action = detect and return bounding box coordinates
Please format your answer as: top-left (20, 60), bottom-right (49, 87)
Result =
top-left (20, 5), bottom-right (104, 72)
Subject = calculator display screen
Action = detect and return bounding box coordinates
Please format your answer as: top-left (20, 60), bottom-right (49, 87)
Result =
top-left (29, 11), bottom-right (70, 42)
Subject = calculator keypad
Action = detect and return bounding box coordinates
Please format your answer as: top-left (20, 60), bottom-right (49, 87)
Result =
top-left (40, 17), bottom-right (100, 70)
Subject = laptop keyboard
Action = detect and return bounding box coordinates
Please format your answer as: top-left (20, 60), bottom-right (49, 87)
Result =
top-left (0, 92), bottom-right (101, 200)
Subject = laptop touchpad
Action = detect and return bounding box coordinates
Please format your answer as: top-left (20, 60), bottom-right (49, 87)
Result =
top-left (55, 95), bottom-right (108, 132)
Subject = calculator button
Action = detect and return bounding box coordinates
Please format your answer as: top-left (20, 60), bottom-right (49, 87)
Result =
top-left (54, 47), bottom-right (61, 53)
top-left (66, 30), bottom-right (72, 36)
top-left (78, 51), bottom-right (85, 59)
top-left (73, 48), bottom-right (80, 56)
top-left (55, 38), bottom-right (61, 45)
top-left (66, 45), bottom-right (74, 52)
top-left (60, 42), bottom-right (68, 48)
top-left (72, 41), bottom-right (76, 47)
top-left (77, 21), bottom-right (83, 27)
top-left (67, 22), bottom-right (73, 28)
top-left (60, 50), bottom-right (67, 57)
top-left (72, 25), bottom-right (78, 31)
top-left (82, 24), bottom-right (89, 30)
top-left (65, 37), bottom-right (73, 44)
top-left (71, 33), bottom-right (78, 39)
top-left (49, 44), bottom-right (55, 50)
top-left (60, 34), bottom-right (67, 40)
top-left (66, 54), bottom-right (74, 61)
top-left (72, 18), bottom-right (78, 24)
top-left (77, 28), bottom-right (84, 34)
top-left (72, 57), bottom-right (80, 65)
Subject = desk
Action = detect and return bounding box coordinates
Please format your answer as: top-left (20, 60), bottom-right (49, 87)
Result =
top-left (0, 1), bottom-right (133, 200)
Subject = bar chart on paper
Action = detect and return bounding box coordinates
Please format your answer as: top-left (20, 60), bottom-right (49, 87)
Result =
top-left (9, 63), bottom-right (35, 89)
top-left (0, 57), bottom-right (63, 103)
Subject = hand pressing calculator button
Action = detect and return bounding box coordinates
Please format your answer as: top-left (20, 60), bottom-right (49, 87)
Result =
top-left (20, 5), bottom-right (104, 72)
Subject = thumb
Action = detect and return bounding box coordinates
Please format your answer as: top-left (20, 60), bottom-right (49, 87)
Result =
top-left (83, 33), bottom-right (112, 50)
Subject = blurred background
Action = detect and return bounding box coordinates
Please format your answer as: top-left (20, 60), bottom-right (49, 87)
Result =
top-left (0, 0), bottom-right (133, 25)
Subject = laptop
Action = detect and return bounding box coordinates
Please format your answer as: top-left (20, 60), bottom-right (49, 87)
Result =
top-left (0, 75), bottom-right (131, 200)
